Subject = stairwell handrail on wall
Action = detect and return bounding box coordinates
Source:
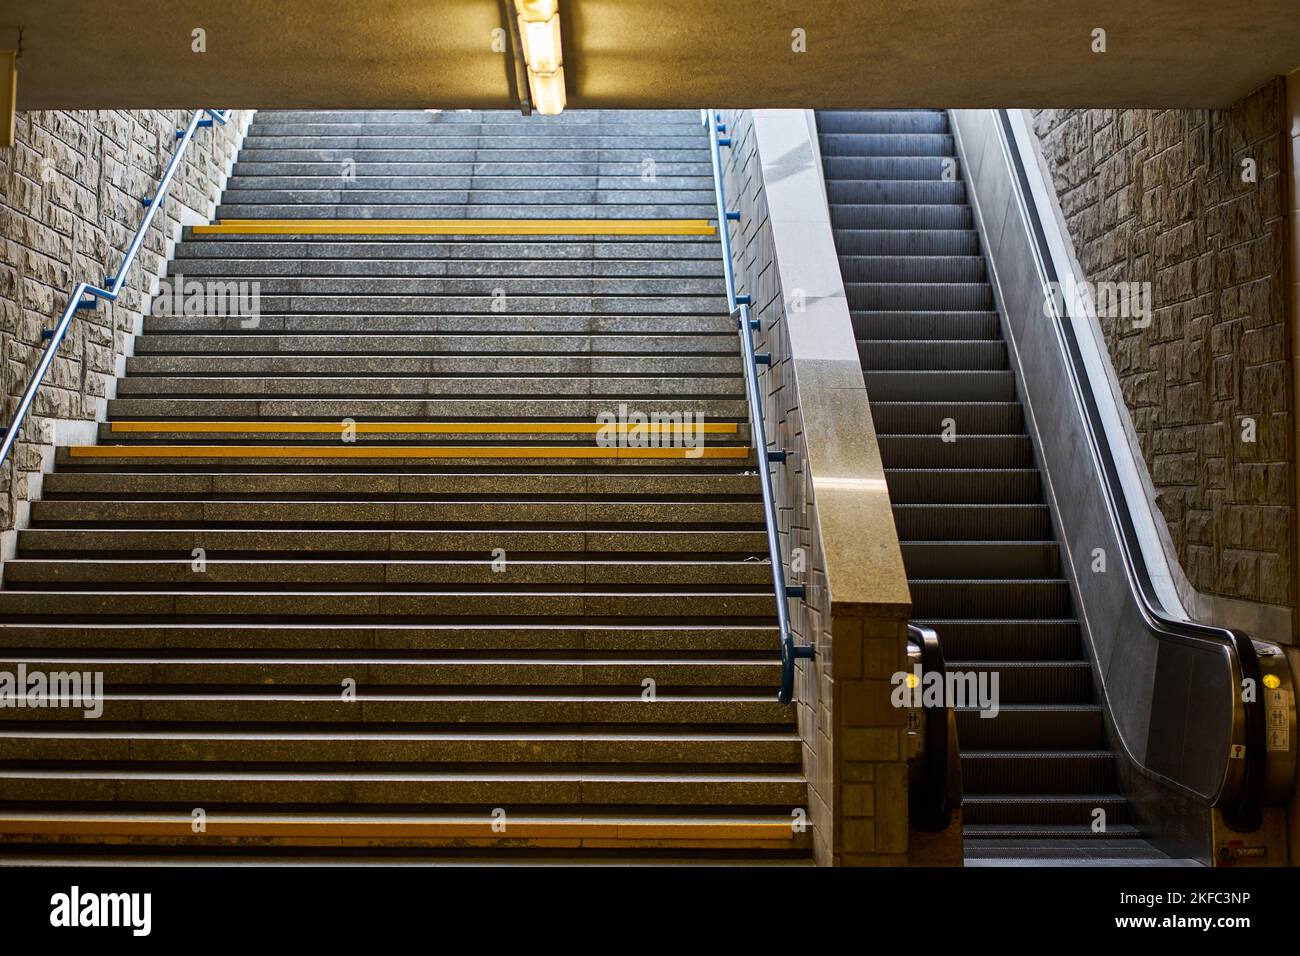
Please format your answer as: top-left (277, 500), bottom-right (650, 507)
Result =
top-left (703, 110), bottom-right (813, 704)
top-left (0, 109), bottom-right (231, 472)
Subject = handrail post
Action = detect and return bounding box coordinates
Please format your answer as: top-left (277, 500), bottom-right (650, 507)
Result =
top-left (705, 109), bottom-right (813, 703)
top-left (0, 109), bottom-right (229, 472)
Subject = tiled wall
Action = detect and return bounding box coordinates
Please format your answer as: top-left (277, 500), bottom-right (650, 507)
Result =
top-left (718, 109), bottom-right (922, 865)
top-left (0, 109), bottom-right (250, 546)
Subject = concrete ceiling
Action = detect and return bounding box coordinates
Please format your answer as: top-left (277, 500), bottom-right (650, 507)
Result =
top-left (4, 0), bottom-right (1299, 110)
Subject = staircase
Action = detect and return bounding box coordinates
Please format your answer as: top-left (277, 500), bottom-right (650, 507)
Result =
top-left (817, 109), bottom-right (1184, 865)
top-left (0, 109), bottom-right (810, 863)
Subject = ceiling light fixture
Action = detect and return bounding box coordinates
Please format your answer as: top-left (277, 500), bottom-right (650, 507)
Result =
top-left (513, 0), bottom-right (566, 115)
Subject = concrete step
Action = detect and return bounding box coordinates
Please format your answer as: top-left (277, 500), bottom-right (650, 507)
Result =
top-left (0, 589), bottom-right (778, 621)
top-left (121, 355), bottom-right (742, 378)
top-left (0, 815), bottom-right (811, 855)
top-left (0, 655), bottom-right (780, 687)
top-left (111, 376), bottom-right (748, 398)
top-left (0, 729), bottom-right (800, 764)
top-left (167, 257), bottom-right (724, 278)
top-left (146, 276), bottom-right (725, 295)
top-left (174, 238), bottom-right (725, 259)
top-left (106, 398), bottom-right (751, 421)
top-left (27, 498), bottom-right (763, 528)
top-left (234, 148), bottom-right (712, 164)
top-left (16, 527), bottom-right (770, 558)
top-left (214, 203), bottom-right (718, 220)
top-left (0, 693), bottom-right (793, 726)
top-left (131, 333), bottom-right (738, 356)
top-left (39, 471), bottom-right (762, 498)
top-left (3, 559), bottom-right (774, 589)
top-left (142, 313), bottom-right (737, 335)
top-left (0, 768), bottom-right (805, 806)
top-left (0, 622), bottom-right (781, 653)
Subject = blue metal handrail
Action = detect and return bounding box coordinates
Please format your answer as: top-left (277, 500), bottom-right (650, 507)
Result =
top-left (703, 111), bottom-right (813, 704)
top-left (0, 109), bottom-right (231, 471)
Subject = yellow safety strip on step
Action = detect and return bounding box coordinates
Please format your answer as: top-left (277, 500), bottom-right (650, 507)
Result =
top-left (191, 219), bottom-right (717, 236)
top-left (69, 445), bottom-right (749, 459)
top-left (0, 815), bottom-right (804, 847)
top-left (109, 421), bottom-right (739, 435)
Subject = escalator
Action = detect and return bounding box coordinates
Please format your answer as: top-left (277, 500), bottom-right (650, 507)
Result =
top-left (816, 108), bottom-right (1250, 864)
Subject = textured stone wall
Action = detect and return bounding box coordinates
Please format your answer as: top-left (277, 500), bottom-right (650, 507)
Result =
top-left (720, 109), bottom-right (916, 865)
top-left (1033, 81), bottom-right (1294, 610)
top-left (0, 109), bottom-right (248, 539)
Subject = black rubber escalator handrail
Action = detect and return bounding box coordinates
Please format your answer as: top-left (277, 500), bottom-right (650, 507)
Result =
top-left (908, 622), bottom-right (955, 832)
top-left (993, 109), bottom-right (1264, 830)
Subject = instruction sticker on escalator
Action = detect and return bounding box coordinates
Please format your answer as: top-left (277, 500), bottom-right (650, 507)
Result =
top-left (1265, 685), bottom-right (1290, 752)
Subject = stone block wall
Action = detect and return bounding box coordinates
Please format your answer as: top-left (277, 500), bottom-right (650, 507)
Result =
top-left (720, 109), bottom-right (916, 865)
top-left (0, 109), bottom-right (249, 544)
top-left (1032, 81), bottom-right (1294, 612)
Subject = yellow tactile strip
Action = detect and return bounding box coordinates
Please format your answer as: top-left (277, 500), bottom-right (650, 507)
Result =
top-left (109, 421), bottom-right (738, 435)
top-left (192, 219), bottom-right (717, 236)
top-left (0, 814), bottom-right (804, 849)
top-left (70, 445), bottom-right (749, 459)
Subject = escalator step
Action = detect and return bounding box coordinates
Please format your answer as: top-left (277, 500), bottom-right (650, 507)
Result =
top-left (821, 157), bottom-right (957, 181)
top-left (864, 370), bottom-right (1016, 402)
top-left (859, 338), bottom-right (1005, 370)
top-left (838, 255), bottom-right (985, 283)
top-left (913, 619), bottom-right (1083, 661)
top-left (878, 435), bottom-right (1034, 468)
top-left (962, 751), bottom-right (1116, 793)
top-left (894, 504), bottom-right (1053, 539)
top-left (900, 540), bottom-right (1058, 577)
top-left (815, 111), bottom-right (949, 134)
top-left (852, 311), bottom-right (998, 341)
top-left (870, 401), bottom-right (1023, 435)
top-left (956, 705), bottom-right (1102, 749)
top-left (908, 579), bottom-right (1073, 618)
top-left (833, 230), bottom-right (981, 256)
top-left (829, 204), bottom-right (972, 229)
top-left (817, 133), bottom-right (955, 157)
top-left (944, 659), bottom-right (1094, 702)
top-left (886, 469), bottom-right (1043, 504)
top-left (826, 180), bottom-right (967, 205)
top-left (960, 794), bottom-right (1130, 826)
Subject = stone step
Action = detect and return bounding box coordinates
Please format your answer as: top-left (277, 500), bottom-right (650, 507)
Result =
top-left (105, 398), bottom-right (751, 421)
top-left (0, 589), bottom-right (778, 622)
top-left (0, 729), bottom-right (800, 764)
top-left (15, 527), bottom-right (769, 557)
top-left (112, 376), bottom-right (747, 398)
top-left (146, 276), bottom-right (725, 295)
top-left (54, 448), bottom-right (755, 468)
top-left (230, 162), bottom-right (716, 179)
top-left (0, 768), bottom-right (804, 806)
top-left (143, 295), bottom-right (728, 314)
top-left (166, 257), bottom-right (724, 277)
top-left (0, 656), bottom-right (779, 687)
top-left (28, 498), bottom-right (765, 527)
top-left (142, 313), bottom-right (736, 334)
top-left (0, 810), bottom-right (811, 854)
top-left (39, 471), bottom-right (761, 498)
top-left (214, 203), bottom-right (718, 220)
top-left (239, 133), bottom-right (708, 148)
top-left (219, 188), bottom-right (717, 206)
top-left (0, 693), bottom-right (792, 726)
top-left (234, 149), bottom-right (712, 163)
top-left (226, 176), bottom-right (716, 190)
top-left (0, 623), bottom-right (780, 653)
top-left (3, 559), bottom-right (774, 589)
top-left (122, 355), bottom-right (743, 378)
top-left (131, 333), bottom-right (738, 356)
top-left (173, 238), bottom-right (724, 259)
